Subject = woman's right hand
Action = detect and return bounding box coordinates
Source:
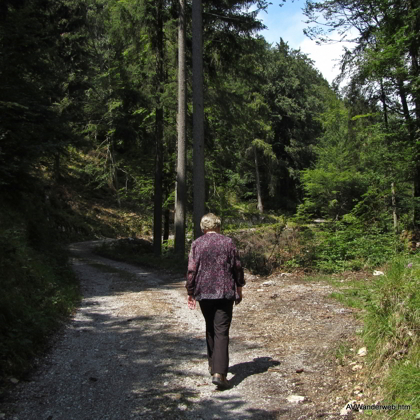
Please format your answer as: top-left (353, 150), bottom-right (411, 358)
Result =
top-left (235, 287), bottom-right (243, 305)
top-left (187, 295), bottom-right (196, 310)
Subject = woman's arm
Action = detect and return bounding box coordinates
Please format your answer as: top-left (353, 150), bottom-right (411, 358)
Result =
top-left (186, 244), bottom-right (198, 309)
top-left (186, 245), bottom-right (197, 296)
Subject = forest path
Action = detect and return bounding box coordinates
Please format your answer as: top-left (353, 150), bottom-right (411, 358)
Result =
top-left (4, 240), bottom-right (360, 420)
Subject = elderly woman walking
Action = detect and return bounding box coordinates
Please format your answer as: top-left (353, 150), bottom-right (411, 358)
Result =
top-left (186, 213), bottom-right (245, 389)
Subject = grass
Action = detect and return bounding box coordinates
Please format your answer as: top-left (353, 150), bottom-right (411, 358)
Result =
top-left (323, 254), bottom-right (420, 419)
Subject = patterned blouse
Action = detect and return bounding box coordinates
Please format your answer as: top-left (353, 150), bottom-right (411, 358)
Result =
top-left (186, 232), bottom-right (245, 301)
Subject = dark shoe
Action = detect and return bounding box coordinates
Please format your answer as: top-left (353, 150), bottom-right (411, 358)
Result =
top-left (212, 373), bottom-right (230, 389)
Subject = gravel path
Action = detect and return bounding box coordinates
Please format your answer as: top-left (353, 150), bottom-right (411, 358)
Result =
top-left (2, 240), bottom-right (361, 420)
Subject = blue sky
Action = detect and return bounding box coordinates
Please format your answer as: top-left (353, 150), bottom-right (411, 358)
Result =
top-left (253, 1), bottom-right (351, 84)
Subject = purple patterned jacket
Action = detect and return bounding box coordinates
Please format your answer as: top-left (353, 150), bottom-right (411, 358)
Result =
top-left (186, 232), bottom-right (245, 301)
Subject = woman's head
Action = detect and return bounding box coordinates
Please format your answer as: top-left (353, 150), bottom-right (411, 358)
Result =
top-left (200, 213), bottom-right (221, 232)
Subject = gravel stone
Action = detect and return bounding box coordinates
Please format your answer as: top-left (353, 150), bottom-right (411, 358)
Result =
top-left (1, 240), bottom-right (361, 420)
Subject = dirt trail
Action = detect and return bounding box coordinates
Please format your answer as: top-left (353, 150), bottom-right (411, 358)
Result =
top-left (2, 241), bottom-right (360, 420)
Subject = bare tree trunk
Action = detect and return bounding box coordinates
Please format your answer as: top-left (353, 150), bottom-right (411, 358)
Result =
top-left (381, 79), bottom-right (397, 231)
top-left (153, 0), bottom-right (164, 256)
top-left (397, 78), bottom-right (411, 125)
top-left (175, 0), bottom-right (187, 254)
top-left (380, 79), bottom-right (388, 128)
top-left (111, 145), bottom-right (121, 208)
top-left (391, 182), bottom-right (398, 232)
top-left (409, 34), bottom-right (420, 227)
top-left (163, 206), bottom-right (170, 243)
top-left (192, 0), bottom-right (205, 239)
top-left (253, 145), bottom-right (263, 213)
top-left (397, 76), bottom-right (419, 228)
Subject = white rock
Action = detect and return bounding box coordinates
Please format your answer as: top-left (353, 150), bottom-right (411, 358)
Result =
top-left (280, 273), bottom-right (292, 277)
top-left (351, 364), bottom-right (363, 371)
top-left (357, 347), bottom-right (367, 357)
top-left (178, 403), bottom-right (188, 411)
top-left (340, 407), bottom-right (349, 416)
top-left (262, 281), bottom-right (275, 286)
top-left (10, 378), bottom-right (19, 384)
top-left (340, 400), bottom-right (357, 416)
top-left (373, 270), bottom-right (384, 276)
top-left (286, 395), bottom-right (305, 403)
top-left (257, 289), bottom-right (265, 292)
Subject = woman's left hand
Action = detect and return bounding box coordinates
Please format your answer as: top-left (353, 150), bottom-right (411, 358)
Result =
top-left (187, 295), bottom-right (196, 310)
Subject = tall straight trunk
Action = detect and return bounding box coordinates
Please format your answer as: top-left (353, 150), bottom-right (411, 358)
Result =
top-left (192, 0), bottom-right (205, 239)
top-left (110, 144), bottom-right (121, 208)
top-left (163, 206), bottom-right (170, 243)
top-left (380, 79), bottom-right (388, 128)
top-left (175, 0), bottom-right (187, 254)
top-left (253, 145), bottom-right (263, 213)
top-left (397, 78), bottom-right (411, 125)
top-left (408, 9), bottom-right (420, 227)
top-left (381, 80), bottom-right (397, 231)
top-left (153, 0), bottom-right (164, 256)
top-left (391, 182), bottom-right (398, 232)
top-left (397, 76), bottom-right (419, 227)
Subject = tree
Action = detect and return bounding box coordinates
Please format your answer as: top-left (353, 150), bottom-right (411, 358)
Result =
top-left (152, 0), bottom-right (165, 255)
top-left (262, 40), bottom-right (328, 209)
top-left (0, 0), bottom-right (88, 188)
top-left (192, 0), bottom-right (205, 239)
top-left (304, 0), bottom-right (420, 227)
top-left (175, 0), bottom-right (187, 254)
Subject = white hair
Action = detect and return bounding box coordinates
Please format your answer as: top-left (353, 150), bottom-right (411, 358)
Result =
top-left (200, 213), bottom-right (221, 231)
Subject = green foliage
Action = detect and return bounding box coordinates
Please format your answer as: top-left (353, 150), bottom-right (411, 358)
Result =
top-left (304, 0), bottom-right (420, 229)
top-left (0, 203), bottom-right (80, 379)
top-left (301, 168), bottom-right (367, 219)
top-left (0, 0), bottom-right (89, 186)
top-left (325, 255), bottom-right (419, 418)
top-left (313, 220), bottom-right (398, 272)
top-left (363, 257), bottom-right (419, 359)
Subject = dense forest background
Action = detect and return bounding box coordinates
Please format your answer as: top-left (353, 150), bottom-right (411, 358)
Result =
top-left (1, 0), bottom-right (419, 249)
top-left (0, 0), bottom-right (419, 411)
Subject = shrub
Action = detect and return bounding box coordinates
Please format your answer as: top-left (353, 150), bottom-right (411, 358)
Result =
top-left (0, 205), bottom-right (79, 380)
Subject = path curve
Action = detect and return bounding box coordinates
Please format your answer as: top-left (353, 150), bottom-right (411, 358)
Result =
top-left (2, 240), bottom-right (359, 420)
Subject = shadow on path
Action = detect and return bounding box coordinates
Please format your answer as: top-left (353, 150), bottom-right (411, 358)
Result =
top-left (229, 357), bottom-right (281, 388)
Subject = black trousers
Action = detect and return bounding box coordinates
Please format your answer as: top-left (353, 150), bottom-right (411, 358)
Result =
top-left (199, 299), bottom-right (234, 376)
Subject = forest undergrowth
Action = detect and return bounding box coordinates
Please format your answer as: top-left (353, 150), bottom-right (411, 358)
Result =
top-left (1, 173), bottom-right (418, 419)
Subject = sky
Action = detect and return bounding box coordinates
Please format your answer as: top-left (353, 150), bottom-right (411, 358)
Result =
top-left (254, 1), bottom-right (352, 84)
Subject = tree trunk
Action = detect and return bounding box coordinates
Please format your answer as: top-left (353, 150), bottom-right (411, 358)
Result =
top-left (397, 78), bottom-right (411, 125)
top-left (111, 146), bottom-right (121, 208)
top-left (382, 80), bottom-right (398, 232)
top-left (253, 145), bottom-right (263, 213)
top-left (163, 206), bottom-right (170, 243)
top-left (192, 0), bottom-right (205, 239)
top-left (391, 182), bottom-right (398, 232)
top-left (408, 4), bottom-right (420, 227)
top-left (380, 79), bottom-right (388, 129)
top-left (175, 0), bottom-right (187, 254)
top-left (396, 77), bottom-right (419, 227)
top-left (153, 0), bottom-right (164, 256)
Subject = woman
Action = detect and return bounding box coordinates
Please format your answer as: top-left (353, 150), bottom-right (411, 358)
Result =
top-left (186, 213), bottom-right (245, 389)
